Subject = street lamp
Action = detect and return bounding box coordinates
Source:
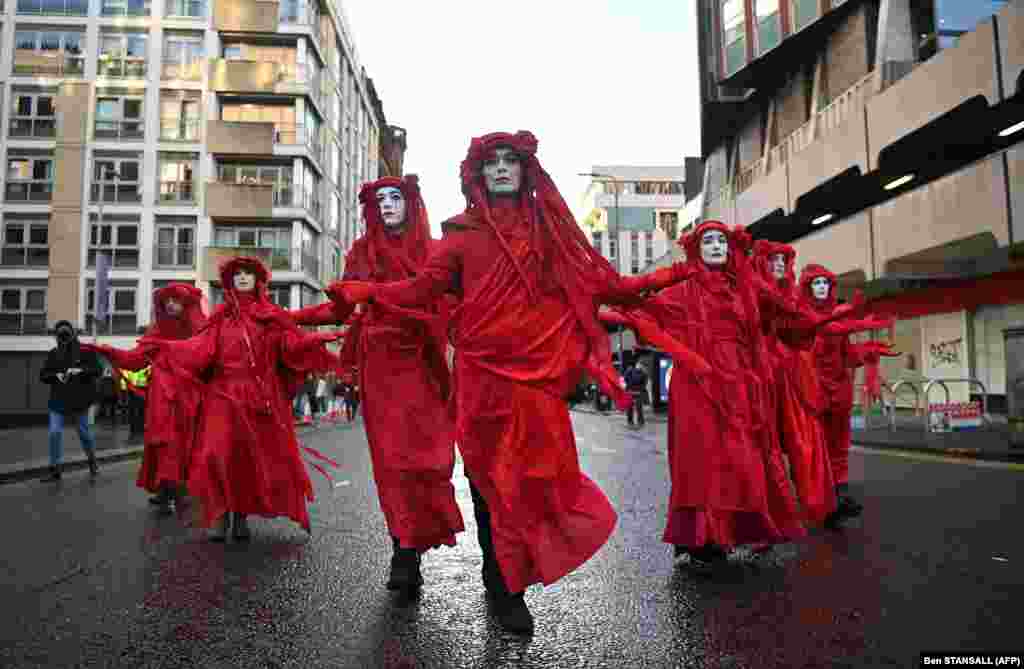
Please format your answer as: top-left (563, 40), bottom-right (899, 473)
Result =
top-left (579, 171), bottom-right (626, 372)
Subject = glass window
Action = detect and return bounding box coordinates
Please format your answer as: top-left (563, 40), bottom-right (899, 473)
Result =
top-left (722, 0), bottom-right (747, 76)
top-left (2, 219), bottom-right (50, 267)
top-left (5, 157), bottom-right (53, 202)
top-left (0, 287), bottom-right (47, 335)
top-left (9, 94), bottom-right (57, 139)
top-left (756, 0), bottom-right (781, 54)
top-left (91, 158), bottom-right (142, 204)
top-left (94, 97), bottom-right (144, 141)
top-left (12, 30), bottom-right (85, 75)
top-left (98, 34), bottom-right (148, 78)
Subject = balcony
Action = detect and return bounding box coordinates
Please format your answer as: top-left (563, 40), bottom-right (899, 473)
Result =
top-left (161, 61), bottom-right (203, 81)
top-left (159, 118), bottom-right (202, 143)
top-left (16, 0), bottom-right (87, 15)
top-left (153, 243), bottom-right (196, 268)
top-left (94, 119), bottom-right (144, 141)
top-left (9, 117), bottom-right (56, 139)
top-left (164, 0), bottom-right (203, 17)
top-left (273, 123), bottom-right (323, 162)
top-left (0, 314), bottom-right (47, 335)
top-left (157, 181), bottom-right (196, 205)
top-left (5, 181), bottom-right (53, 202)
top-left (207, 120), bottom-right (275, 154)
top-left (97, 57), bottom-right (147, 79)
top-left (90, 183), bottom-right (142, 204)
top-left (206, 181), bottom-right (274, 218)
top-left (12, 51), bottom-right (85, 77)
top-left (1, 245), bottom-right (49, 267)
top-left (214, 0), bottom-right (279, 32)
top-left (208, 59), bottom-right (280, 93)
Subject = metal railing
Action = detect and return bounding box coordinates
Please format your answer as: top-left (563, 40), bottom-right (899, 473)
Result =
top-left (12, 54), bottom-right (86, 77)
top-left (90, 183), bottom-right (142, 204)
top-left (1, 245), bottom-right (49, 266)
top-left (922, 377), bottom-right (992, 431)
top-left (94, 119), bottom-right (144, 141)
top-left (16, 0), bottom-right (87, 14)
top-left (157, 181), bottom-right (196, 204)
top-left (735, 157), bottom-right (764, 194)
top-left (161, 61), bottom-right (203, 80)
top-left (97, 58), bottom-right (147, 79)
top-left (5, 182), bottom-right (53, 202)
top-left (159, 117), bottom-right (202, 142)
top-left (164, 0), bottom-right (203, 16)
top-left (8, 117), bottom-right (57, 139)
top-left (100, 3), bottom-right (150, 16)
top-left (87, 248), bottom-right (140, 269)
top-left (0, 313), bottom-right (47, 335)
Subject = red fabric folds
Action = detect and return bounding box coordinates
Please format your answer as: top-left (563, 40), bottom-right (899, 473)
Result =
top-left (158, 257), bottom-right (340, 531)
top-left (82, 282), bottom-right (208, 494)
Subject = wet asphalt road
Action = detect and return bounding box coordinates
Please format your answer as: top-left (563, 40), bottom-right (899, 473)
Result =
top-left (1, 411), bottom-right (1022, 669)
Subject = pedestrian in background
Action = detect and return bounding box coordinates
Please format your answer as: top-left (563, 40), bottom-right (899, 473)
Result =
top-left (625, 362), bottom-right (649, 428)
top-left (39, 321), bottom-right (101, 482)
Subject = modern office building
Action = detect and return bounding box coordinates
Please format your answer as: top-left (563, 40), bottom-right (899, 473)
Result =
top-left (0, 0), bottom-right (394, 419)
top-left (694, 0), bottom-right (1024, 409)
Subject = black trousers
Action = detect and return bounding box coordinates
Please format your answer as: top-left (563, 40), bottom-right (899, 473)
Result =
top-left (469, 479), bottom-right (518, 597)
top-left (128, 394), bottom-right (146, 435)
top-left (626, 395), bottom-right (645, 425)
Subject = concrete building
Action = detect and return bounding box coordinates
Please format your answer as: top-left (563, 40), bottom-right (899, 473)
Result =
top-left (695, 0), bottom-right (1024, 411)
top-left (365, 76), bottom-right (406, 178)
top-left (0, 0), bottom-right (386, 419)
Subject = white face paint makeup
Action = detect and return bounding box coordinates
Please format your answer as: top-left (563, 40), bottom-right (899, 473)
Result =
top-left (233, 269), bottom-right (256, 293)
top-left (770, 253), bottom-right (787, 280)
top-left (811, 276), bottom-right (831, 301)
top-left (376, 186), bottom-right (407, 233)
top-left (700, 230), bottom-right (729, 266)
top-left (482, 147), bottom-right (523, 195)
top-left (164, 298), bottom-right (183, 317)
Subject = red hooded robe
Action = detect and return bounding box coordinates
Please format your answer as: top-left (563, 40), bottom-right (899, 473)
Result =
top-left (82, 283), bottom-right (208, 494)
top-left (292, 175), bottom-right (463, 550)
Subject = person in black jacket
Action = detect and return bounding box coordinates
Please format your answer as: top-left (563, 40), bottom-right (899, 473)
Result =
top-left (624, 363), bottom-right (649, 428)
top-left (39, 320), bottom-right (102, 482)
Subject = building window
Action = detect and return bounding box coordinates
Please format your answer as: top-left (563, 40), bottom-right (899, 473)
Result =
top-left (9, 93), bottom-right (56, 139)
top-left (98, 34), bottom-right (148, 79)
top-left (592, 230), bottom-right (603, 251)
top-left (300, 285), bottom-right (318, 307)
top-left (160, 92), bottom-right (202, 142)
top-left (2, 218), bottom-right (49, 267)
top-left (162, 34), bottom-right (204, 80)
top-left (95, 95), bottom-right (144, 141)
top-left (722, 0), bottom-right (747, 76)
top-left (5, 154), bottom-right (53, 202)
top-left (92, 157), bottom-right (142, 204)
top-left (217, 163), bottom-right (295, 207)
top-left (101, 0), bottom-right (149, 16)
top-left (296, 161), bottom-right (321, 219)
top-left (791, 0), bottom-right (818, 32)
top-left (300, 227), bottom-right (319, 279)
top-left (0, 286), bottom-right (47, 335)
top-left (221, 102), bottom-right (298, 144)
top-left (16, 0), bottom-right (87, 16)
top-left (86, 281), bottom-right (137, 335)
top-left (756, 0), bottom-right (782, 54)
top-left (645, 231), bottom-right (654, 262)
top-left (212, 226), bottom-right (293, 271)
top-left (609, 238), bottom-right (617, 260)
top-left (154, 216), bottom-right (196, 268)
top-left (13, 30), bottom-right (85, 76)
top-left (88, 216), bottom-right (140, 268)
top-left (165, 0), bottom-right (203, 17)
top-left (630, 231), bottom-right (640, 257)
top-left (157, 153), bottom-right (196, 204)
top-left (279, 0), bottom-right (318, 27)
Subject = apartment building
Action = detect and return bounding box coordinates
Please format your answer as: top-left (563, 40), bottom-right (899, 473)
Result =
top-left (0, 0), bottom-right (391, 419)
top-left (695, 0), bottom-right (1024, 410)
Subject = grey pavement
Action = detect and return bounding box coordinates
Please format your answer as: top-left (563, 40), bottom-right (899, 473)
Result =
top-left (1, 412), bottom-right (1022, 668)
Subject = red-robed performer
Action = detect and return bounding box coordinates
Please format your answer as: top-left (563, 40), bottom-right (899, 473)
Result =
top-left (751, 243), bottom-right (891, 528)
top-left (289, 174), bottom-right (463, 597)
top-left (333, 131), bottom-right (681, 635)
top-left (82, 283), bottom-right (208, 513)
top-left (154, 257), bottom-right (342, 542)
top-left (798, 263), bottom-right (896, 525)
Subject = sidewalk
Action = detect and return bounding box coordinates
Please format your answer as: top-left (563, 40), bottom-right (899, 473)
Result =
top-left (0, 416), bottom-right (345, 485)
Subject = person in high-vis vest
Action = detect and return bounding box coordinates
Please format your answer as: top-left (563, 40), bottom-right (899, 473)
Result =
top-left (122, 366), bottom-right (150, 441)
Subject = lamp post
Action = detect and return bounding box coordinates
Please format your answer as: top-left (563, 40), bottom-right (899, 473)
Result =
top-left (579, 171), bottom-right (626, 372)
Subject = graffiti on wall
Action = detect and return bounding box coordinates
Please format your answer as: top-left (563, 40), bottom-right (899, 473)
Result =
top-left (929, 337), bottom-right (963, 368)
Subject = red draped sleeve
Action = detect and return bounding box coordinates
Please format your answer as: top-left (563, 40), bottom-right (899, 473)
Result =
top-left (82, 343), bottom-right (152, 371)
top-left (374, 234), bottom-right (462, 308)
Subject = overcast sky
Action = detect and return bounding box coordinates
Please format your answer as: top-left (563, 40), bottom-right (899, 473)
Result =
top-left (341, 0), bottom-right (702, 236)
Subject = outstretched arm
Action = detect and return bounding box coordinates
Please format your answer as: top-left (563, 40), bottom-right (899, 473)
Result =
top-left (336, 235), bottom-right (462, 309)
top-left (615, 263), bottom-right (692, 299)
top-left (80, 343), bottom-right (151, 371)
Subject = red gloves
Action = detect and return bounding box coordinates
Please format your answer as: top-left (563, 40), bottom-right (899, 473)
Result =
top-left (328, 281), bottom-right (376, 305)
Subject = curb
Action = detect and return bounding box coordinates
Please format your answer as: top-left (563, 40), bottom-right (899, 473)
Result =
top-left (853, 439), bottom-right (1024, 464)
top-left (0, 445), bottom-right (144, 485)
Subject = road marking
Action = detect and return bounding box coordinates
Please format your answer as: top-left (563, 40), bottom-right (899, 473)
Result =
top-left (853, 445), bottom-right (1024, 471)
top-left (333, 480), bottom-right (351, 488)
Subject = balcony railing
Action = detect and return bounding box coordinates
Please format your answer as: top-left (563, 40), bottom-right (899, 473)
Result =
top-left (272, 123), bottom-right (323, 161)
top-left (97, 58), bottom-right (147, 79)
top-left (165, 0), bottom-right (203, 16)
top-left (12, 52), bottom-right (85, 77)
top-left (90, 184), bottom-right (142, 204)
top-left (0, 314), bottom-right (47, 335)
top-left (300, 249), bottom-right (319, 280)
top-left (159, 117), bottom-right (202, 142)
top-left (16, 0), bottom-right (87, 14)
top-left (735, 157), bottom-right (765, 194)
top-left (5, 182), bottom-right (53, 202)
top-left (100, 2), bottom-right (150, 16)
top-left (1, 245), bottom-right (49, 266)
top-left (87, 247), bottom-right (140, 268)
top-left (153, 243), bottom-right (195, 268)
top-left (95, 119), bottom-right (144, 141)
top-left (8, 117), bottom-right (56, 139)
top-left (86, 314), bottom-right (138, 336)
top-left (158, 181), bottom-right (196, 204)
top-left (161, 61), bottom-right (203, 80)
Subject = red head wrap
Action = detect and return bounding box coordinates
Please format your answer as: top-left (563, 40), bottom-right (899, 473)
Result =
top-left (799, 263), bottom-right (838, 310)
top-left (752, 239), bottom-right (797, 290)
top-left (357, 174), bottom-right (431, 281)
top-left (146, 283), bottom-right (208, 340)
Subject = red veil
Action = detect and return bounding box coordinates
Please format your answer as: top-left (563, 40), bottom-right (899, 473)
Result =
top-left (143, 283), bottom-right (208, 342)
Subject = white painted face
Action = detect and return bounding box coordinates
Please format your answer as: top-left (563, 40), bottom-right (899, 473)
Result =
top-left (811, 276), bottom-right (832, 301)
top-left (770, 253), bottom-right (787, 280)
top-left (700, 230), bottom-right (729, 266)
top-left (164, 298), bottom-right (183, 317)
top-left (233, 269), bottom-right (256, 293)
top-left (376, 186), bottom-right (406, 233)
top-left (481, 147), bottom-right (523, 195)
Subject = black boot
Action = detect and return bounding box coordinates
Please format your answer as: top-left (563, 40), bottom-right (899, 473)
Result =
top-left (87, 454), bottom-right (98, 478)
top-left (471, 481), bottom-right (504, 597)
top-left (494, 592), bottom-right (535, 635)
top-left (386, 537), bottom-right (423, 592)
top-left (40, 465), bottom-right (62, 483)
top-left (232, 512), bottom-right (251, 541)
